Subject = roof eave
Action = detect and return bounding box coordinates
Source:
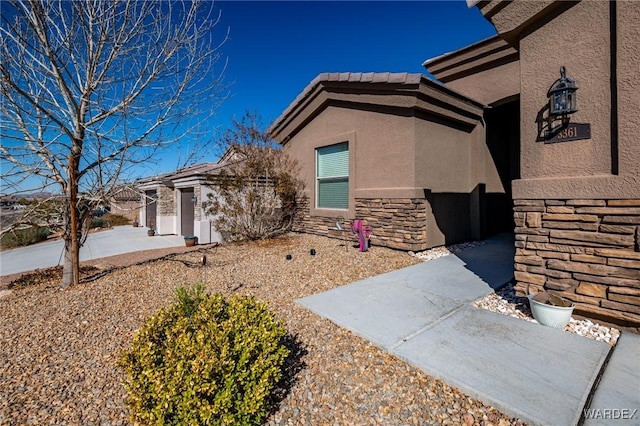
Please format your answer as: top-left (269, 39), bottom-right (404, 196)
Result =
top-left (424, 35), bottom-right (518, 84)
top-left (268, 72), bottom-right (424, 141)
top-left (269, 73), bottom-right (486, 144)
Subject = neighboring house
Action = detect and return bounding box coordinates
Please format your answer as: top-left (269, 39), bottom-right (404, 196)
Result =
top-left (269, 1), bottom-right (640, 329)
top-left (0, 196), bottom-right (20, 210)
top-left (107, 186), bottom-right (141, 222)
top-left (137, 162), bottom-right (229, 244)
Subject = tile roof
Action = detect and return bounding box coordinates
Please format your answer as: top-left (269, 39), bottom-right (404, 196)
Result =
top-left (110, 187), bottom-right (140, 201)
top-left (168, 162), bottom-right (223, 180)
top-left (269, 72), bottom-right (423, 135)
top-left (136, 159), bottom-right (237, 189)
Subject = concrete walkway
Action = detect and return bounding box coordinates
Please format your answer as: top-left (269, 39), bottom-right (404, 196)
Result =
top-left (297, 234), bottom-right (639, 426)
top-left (0, 226), bottom-right (186, 276)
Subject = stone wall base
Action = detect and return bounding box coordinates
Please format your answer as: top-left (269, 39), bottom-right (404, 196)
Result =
top-left (513, 198), bottom-right (640, 331)
top-left (293, 198), bottom-right (429, 251)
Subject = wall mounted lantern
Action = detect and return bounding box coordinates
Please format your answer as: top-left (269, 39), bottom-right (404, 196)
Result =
top-left (191, 193), bottom-right (197, 204)
top-left (547, 66), bottom-right (578, 117)
top-left (539, 65), bottom-right (590, 144)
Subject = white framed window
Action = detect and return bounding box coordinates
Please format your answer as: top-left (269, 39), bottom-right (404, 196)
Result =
top-left (316, 142), bottom-right (349, 209)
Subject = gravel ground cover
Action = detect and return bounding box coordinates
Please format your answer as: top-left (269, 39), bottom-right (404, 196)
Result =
top-left (0, 233), bottom-right (525, 425)
top-left (472, 283), bottom-right (620, 346)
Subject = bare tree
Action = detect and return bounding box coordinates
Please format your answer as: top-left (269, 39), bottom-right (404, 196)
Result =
top-left (205, 112), bottom-right (304, 241)
top-left (1, 0), bottom-right (228, 287)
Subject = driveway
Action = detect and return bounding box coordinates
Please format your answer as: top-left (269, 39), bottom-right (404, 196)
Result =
top-left (0, 226), bottom-right (186, 276)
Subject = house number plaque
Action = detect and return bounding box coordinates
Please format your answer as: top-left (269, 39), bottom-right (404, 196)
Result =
top-left (545, 123), bottom-right (591, 144)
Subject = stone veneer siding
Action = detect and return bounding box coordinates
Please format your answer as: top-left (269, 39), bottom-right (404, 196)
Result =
top-left (194, 184), bottom-right (202, 221)
top-left (292, 197), bottom-right (429, 251)
top-left (513, 199), bottom-right (640, 330)
top-left (157, 186), bottom-right (176, 216)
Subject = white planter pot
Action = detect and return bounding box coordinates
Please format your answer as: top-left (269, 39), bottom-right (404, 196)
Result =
top-left (528, 294), bottom-right (575, 329)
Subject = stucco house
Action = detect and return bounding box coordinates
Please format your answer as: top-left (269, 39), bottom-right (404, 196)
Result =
top-left (107, 186), bottom-right (141, 222)
top-left (269, 0), bottom-right (639, 329)
top-left (137, 162), bottom-right (227, 244)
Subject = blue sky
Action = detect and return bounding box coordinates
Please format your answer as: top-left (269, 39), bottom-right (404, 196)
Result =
top-left (3, 1), bottom-right (499, 191)
top-left (149, 0), bottom-right (497, 175)
top-left (211, 0), bottom-right (496, 130)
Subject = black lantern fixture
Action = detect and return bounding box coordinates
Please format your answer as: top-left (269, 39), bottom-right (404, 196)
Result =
top-left (547, 66), bottom-right (578, 117)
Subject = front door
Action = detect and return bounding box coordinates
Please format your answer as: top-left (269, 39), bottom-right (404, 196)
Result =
top-left (145, 190), bottom-right (157, 228)
top-left (180, 188), bottom-right (195, 236)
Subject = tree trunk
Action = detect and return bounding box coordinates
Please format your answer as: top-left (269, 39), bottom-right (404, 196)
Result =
top-left (70, 161), bottom-right (80, 288)
top-left (61, 154), bottom-right (81, 289)
top-left (61, 239), bottom-right (73, 287)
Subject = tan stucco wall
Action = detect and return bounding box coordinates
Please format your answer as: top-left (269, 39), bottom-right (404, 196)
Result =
top-left (415, 118), bottom-right (505, 247)
top-left (109, 200), bottom-right (139, 221)
top-left (283, 105), bottom-right (418, 219)
top-left (414, 120), bottom-right (497, 194)
top-left (520, 0), bottom-right (611, 179)
top-left (617, 2), bottom-right (640, 181)
top-left (283, 99), bottom-right (505, 248)
top-left (443, 60), bottom-right (520, 107)
top-left (283, 104), bottom-right (496, 210)
top-left (479, 0), bottom-right (558, 45)
top-left (512, 0), bottom-right (639, 199)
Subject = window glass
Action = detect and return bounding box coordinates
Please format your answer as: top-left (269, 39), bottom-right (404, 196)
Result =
top-left (316, 142), bottom-right (348, 209)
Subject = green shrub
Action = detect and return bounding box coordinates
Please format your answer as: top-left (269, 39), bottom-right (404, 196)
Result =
top-left (88, 214), bottom-right (130, 229)
top-left (88, 218), bottom-right (109, 229)
top-left (118, 285), bottom-right (290, 426)
top-left (103, 213), bottom-right (130, 226)
top-left (0, 226), bottom-right (51, 249)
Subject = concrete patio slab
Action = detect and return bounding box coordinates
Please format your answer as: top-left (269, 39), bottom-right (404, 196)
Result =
top-left (403, 254), bottom-right (500, 301)
top-left (584, 332), bottom-right (640, 426)
top-left (453, 233), bottom-right (517, 290)
top-left (296, 234), bottom-right (620, 426)
top-left (393, 305), bottom-right (611, 426)
top-left (297, 274), bottom-right (465, 349)
top-left (297, 234), bottom-right (515, 350)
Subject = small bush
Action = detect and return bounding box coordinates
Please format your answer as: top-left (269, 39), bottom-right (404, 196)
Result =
top-left (118, 285), bottom-right (290, 426)
top-left (204, 111), bottom-right (304, 242)
top-left (103, 213), bottom-right (130, 226)
top-left (0, 226), bottom-right (51, 249)
top-left (88, 218), bottom-right (109, 229)
top-left (88, 214), bottom-right (129, 229)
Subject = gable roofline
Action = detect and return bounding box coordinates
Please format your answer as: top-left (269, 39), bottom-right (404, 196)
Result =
top-left (423, 35), bottom-right (501, 68)
top-left (268, 72), bottom-right (486, 144)
top-left (136, 161), bottom-right (228, 190)
top-left (109, 186), bottom-right (141, 201)
top-left (268, 72), bottom-right (420, 138)
top-left (423, 34), bottom-right (518, 83)
top-left (137, 142), bottom-right (276, 190)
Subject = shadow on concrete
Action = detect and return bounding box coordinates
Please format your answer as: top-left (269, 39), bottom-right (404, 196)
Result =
top-left (454, 232), bottom-right (515, 291)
